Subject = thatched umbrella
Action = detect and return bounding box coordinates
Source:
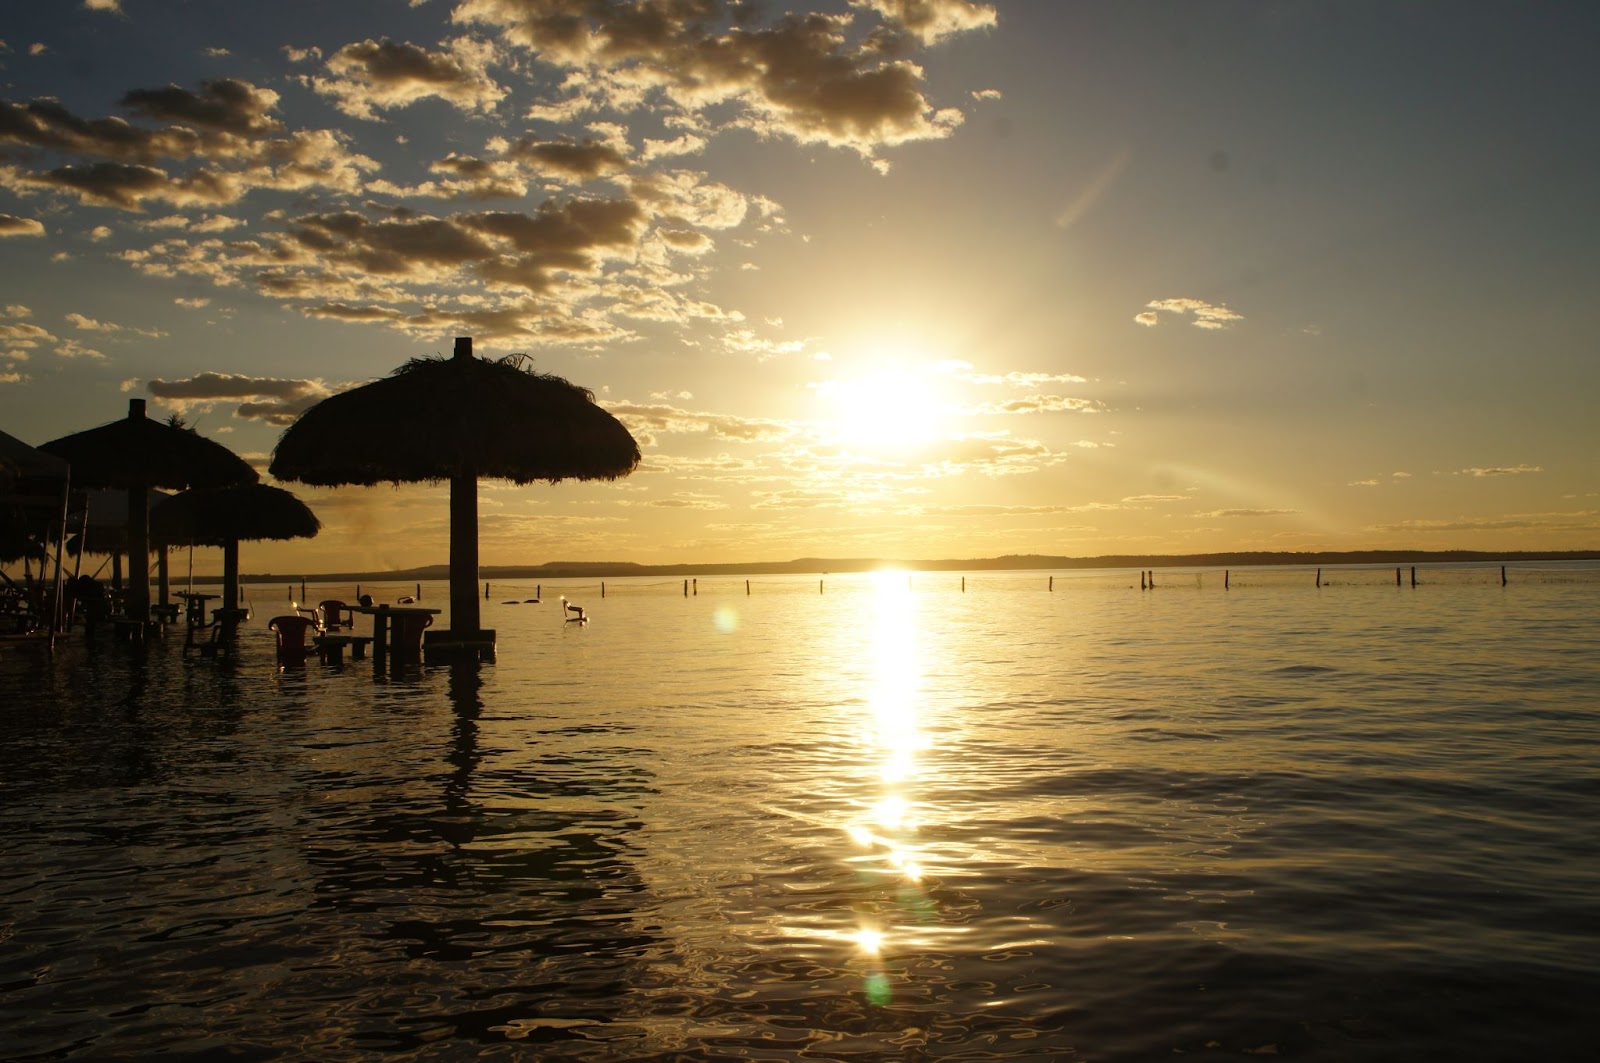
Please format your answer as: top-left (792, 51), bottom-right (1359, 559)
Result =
top-left (270, 337), bottom-right (640, 644)
top-left (40, 399), bottom-right (257, 622)
top-left (151, 483), bottom-right (320, 622)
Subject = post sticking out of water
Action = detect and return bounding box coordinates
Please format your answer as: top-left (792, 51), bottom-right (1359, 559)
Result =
top-left (1396, 567), bottom-right (1402, 586)
top-left (1316, 568), bottom-right (1322, 588)
top-left (484, 581), bottom-right (489, 599)
top-left (1141, 571), bottom-right (1147, 591)
top-left (962, 576), bottom-right (966, 593)
top-left (601, 582), bottom-right (606, 598)
top-left (693, 578), bottom-right (698, 596)
top-left (1049, 576), bottom-right (1054, 591)
top-left (820, 579), bottom-right (824, 595)
top-left (416, 583), bottom-right (421, 600)
top-left (537, 584), bottom-right (541, 599)
top-left (301, 578), bottom-right (306, 601)
top-left (1501, 565), bottom-right (1507, 586)
top-left (1411, 566), bottom-right (1417, 588)
top-left (1225, 569), bottom-right (1230, 591)
top-left (746, 580), bottom-right (750, 595)
top-left (683, 579), bottom-right (688, 597)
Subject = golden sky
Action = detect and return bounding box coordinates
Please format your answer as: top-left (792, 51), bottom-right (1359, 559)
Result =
top-left (2, 1), bottom-right (1597, 572)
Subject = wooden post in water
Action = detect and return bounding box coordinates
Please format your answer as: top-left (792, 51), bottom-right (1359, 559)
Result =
top-left (601, 581), bottom-right (606, 598)
top-left (1148, 570), bottom-right (1155, 589)
top-left (1410, 566), bottom-right (1417, 588)
top-left (820, 579), bottom-right (824, 594)
top-left (1396, 567), bottom-right (1402, 586)
top-left (1049, 575), bottom-right (1054, 591)
top-left (683, 579), bottom-right (688, 597)
top-left (962, 576), bottom-right (966, 593)
top-left (1316, 567), bottom-right (1322, 588)
top-left (287, 584), bottom-right (292, 601)
top-left (1501, 565), bottom-right (1507, 586)
top-left (1140, 570), bottom-right (1147, 591)
top-left (746, 579), bottom-right (750, 595)
top-left (537, 584), bottom-right (541, 599)
top-left (1225, 569), bottom-right (1230, 591)
top-left (693, 578), bottom-right (698, 596)
top-left (300, 578), bottom-right (306, 601)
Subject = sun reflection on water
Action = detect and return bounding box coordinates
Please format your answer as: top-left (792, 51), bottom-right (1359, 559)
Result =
top-left (839, 568), bottom-right (940, 1005)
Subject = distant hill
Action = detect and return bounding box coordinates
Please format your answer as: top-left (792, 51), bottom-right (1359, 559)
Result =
top-left (237, 549), bottom-right (1600, 584)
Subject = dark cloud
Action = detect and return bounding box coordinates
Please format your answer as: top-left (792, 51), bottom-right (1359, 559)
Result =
top-left (120, 78), bottom-right (283, 135)
top-left (0, 212), bottom-right (45, 236)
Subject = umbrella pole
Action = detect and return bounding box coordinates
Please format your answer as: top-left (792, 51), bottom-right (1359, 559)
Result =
top-left (450, 471), bottom-right (480, 636)
top-left (220, 538), bottom-right (241, 642)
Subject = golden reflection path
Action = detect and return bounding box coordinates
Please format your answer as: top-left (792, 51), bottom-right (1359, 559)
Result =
top-left (842, 569), bottom-right (940, 1007)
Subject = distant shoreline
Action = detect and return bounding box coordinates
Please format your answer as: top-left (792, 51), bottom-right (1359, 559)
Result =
top-left (225, 549), bottom-right (1600, 585)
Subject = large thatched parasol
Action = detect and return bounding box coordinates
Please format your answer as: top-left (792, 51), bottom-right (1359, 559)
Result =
top-left (151, 483), bottom-right (320, 618)
top-left (1, 428), bottom-right (70, 569)
top-left (40, 399), bottom-right (257, 622)
top-left (270, 337), bottom-right (640, 644)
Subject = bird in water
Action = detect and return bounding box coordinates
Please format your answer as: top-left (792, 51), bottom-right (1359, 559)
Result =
top-left (559, 596), bottom-right (587, 623)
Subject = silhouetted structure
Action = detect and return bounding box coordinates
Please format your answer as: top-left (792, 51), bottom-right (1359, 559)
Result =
top-left (269, 337), bottom-right (639, 657)
top-left (40, 400), bottom-right (256, 624)
top-left (151, 482), bottom-right (320, 640)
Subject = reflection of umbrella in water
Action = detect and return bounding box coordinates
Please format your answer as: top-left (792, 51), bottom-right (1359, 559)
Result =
top-left (40, 399), bottom-right (257, 622)
top-left (269, 337), bottom-right (640, 650)
top-left (151, 483), bottom-right (320, 621)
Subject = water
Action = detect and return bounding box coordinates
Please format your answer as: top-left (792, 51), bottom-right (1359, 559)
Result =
top-left (3, 566), bottom-right (1597, 1061)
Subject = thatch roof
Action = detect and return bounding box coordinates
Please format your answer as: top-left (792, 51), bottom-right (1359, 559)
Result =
top-left (150, 483), bottom-right (319, 547)
top-left (269, 346), bottom-right (640, 486)
top-left (39, 399), bottom-right (257, 491)
top-left (1, 428), bottom-right (68, 491)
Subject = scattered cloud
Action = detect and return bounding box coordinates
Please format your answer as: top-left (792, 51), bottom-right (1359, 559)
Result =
top-left (1194, 508), bottom-right (1297, 518)
top-left (1457, 464), bottom-right (1542, 477)
top-left (0, 213), bottom-right (44, 236)
top-left (145, 371), bottom-right (336, 424)
top-left (310, 37), bottom-right (504, 120)
top-left (83, 0), bottom-right (123, 12)
top-left (1137, 297), bottom-right (1243, 330)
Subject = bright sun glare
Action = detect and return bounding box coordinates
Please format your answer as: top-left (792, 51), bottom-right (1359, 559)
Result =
top-left (814, 360), bottom-right (952, 454)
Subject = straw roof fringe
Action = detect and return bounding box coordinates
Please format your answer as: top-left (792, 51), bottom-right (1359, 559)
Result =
top-left (39, 403), bottom-right (257, 491)
top-left (269, 353), bottom-right (641, 486)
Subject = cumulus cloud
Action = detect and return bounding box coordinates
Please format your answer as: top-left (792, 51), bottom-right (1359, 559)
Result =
top-left (1137, 297), bottom-right (1243, 330)
top-left (0, 213), bottom-right (45, 236)
top-left (120, 78), bottom-right (284, 135)
top-left (453, 1), bottom-right (977, 162)
top-left (855, 0), bottom-right (998, 45)
top-left (311, 37), bottom-right (505, 119)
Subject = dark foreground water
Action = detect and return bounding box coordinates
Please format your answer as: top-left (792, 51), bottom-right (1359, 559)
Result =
top-left (2, 566), bottom-right (1597, 1061)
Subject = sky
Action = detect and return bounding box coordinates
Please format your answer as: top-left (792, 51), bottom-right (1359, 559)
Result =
top-left (2, 0), bottom-right (1598, 574)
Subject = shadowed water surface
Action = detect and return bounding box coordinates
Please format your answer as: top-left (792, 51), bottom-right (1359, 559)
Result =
top-left (2, 567), bottom-right (1597, 1060)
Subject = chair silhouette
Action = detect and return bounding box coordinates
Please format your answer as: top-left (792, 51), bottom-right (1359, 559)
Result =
top-left (318, 599), bottom-right (355, 631)
top-left (390, 612), bottom-right (433, 664)
top-left (269, 614), bottom-right (318, 667)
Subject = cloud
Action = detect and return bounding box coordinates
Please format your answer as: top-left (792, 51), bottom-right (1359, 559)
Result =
top-left (0, 213), bottom-right (44, 236)
top-left (54, 338), bottom-right (106, 359)
top-left (1137, 297), bottom-right (1243, 330)
top-left (120, 78), bottom-right (284, 135)
top-left (65, 312), bottom-right (166, 338)
top-left (1194, 508), bottom-right (1297, 518)
top-left (605, 400), bottom-right (796, 445)
top-left (854, 0), bottom-right (998, 44)
top-left (145, 371), bottom-right (335, 424)
top-left (83, 0), bottom-right (122, 12)
top-left (455, 2), bottom-right (974, 162)
top-left (1457, 464), bottom-right (1542, 477)
top-left (965, 393), bottom-right (1105, 416)
top-left (311, 37), bottom-right (505, 119)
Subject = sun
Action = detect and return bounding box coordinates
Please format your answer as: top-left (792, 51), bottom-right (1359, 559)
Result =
top-left (812, 359), bottom-right (956, 454)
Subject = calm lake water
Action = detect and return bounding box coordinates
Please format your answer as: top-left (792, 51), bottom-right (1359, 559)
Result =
top-left (2, 564), bottom-right (1597, 1061)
